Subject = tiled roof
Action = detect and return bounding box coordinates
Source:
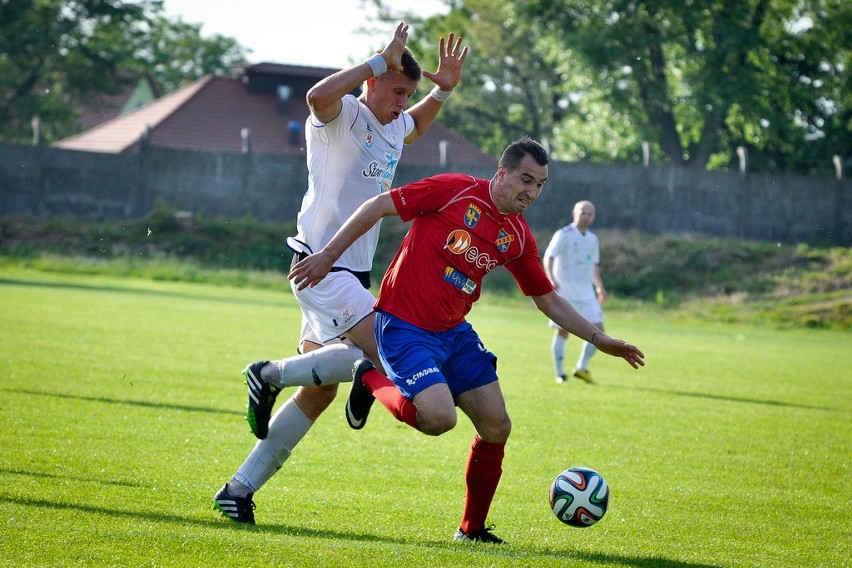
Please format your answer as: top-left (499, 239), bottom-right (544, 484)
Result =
top-left (55, 78), bottom-right (209, 154)
top-left (55, 66), bottom-right (497, 168)
top-left (77, 72), bottom-right (161, 131)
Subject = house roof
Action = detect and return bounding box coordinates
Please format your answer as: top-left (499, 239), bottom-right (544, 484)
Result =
top-left (55, 63), bottom-right (497, 167)
top-left (77, 71), bottom-right (162, 132)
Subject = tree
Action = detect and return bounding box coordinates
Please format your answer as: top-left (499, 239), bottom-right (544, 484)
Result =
top-left (371, 0), bottom-right (584, 157)
top-left (122, 15), bottom-right (248, 94)
top-left (522, 0), bottom-right (849, 173)
top-left (0, 0), bottom-right (249, 145)
top-left (373, 0), bottom-right (849, 173)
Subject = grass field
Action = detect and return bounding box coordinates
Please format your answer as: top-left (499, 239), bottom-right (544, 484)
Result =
top-left (0, 269), bottom-right (849, 567)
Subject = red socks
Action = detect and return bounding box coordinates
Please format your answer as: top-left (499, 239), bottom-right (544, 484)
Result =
top-left (362, 370), bottom-right (506, 533)
top-left (362, 368), bottom-right (418, 428)
top-left (459, 435), bottom-right (505, 534)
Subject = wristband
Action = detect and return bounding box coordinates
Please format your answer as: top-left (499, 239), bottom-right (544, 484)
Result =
top-left (430, 86), bottom-right (453, 102)
top-left (366, 54), bottom-right (387, 77)
top-left (590, 332), bottom-right (598, 346)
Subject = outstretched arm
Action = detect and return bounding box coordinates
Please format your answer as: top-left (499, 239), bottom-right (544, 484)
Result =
top-left (533, 291), bottom-right (645, 369)
top-left (288, 193), bottom-right (399, 290)
top-left (307, 22), bottom-right (410, 123)
top-left (405, 32), bottom-right (469, 143)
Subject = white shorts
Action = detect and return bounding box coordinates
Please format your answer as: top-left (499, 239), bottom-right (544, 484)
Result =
top-left (549, 298), bottom-right (603, 330)
top-left (292, 269), bottom-right (376, 344)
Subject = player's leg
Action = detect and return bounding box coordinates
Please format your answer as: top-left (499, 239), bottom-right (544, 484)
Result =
top-left (572, 300), bottom-right (604, 384)
top-left (346, 311), bottom-right (454, 432)
top-left (443, 325), bottom-right (508, 543)
top-left (256, 342), bottom-right (365, 389)
top-left (217, 273), bottom-right (376, 523)
top-left (244, 272), bottom-right (375, 438)
top-left (574, 320), bottom-right (603, 384)
top-left (454, 382), bottom-right (509, 544)
top-left (215, 340), bottom-right (332, 523)
top-left (551, 325), bottom-right (569, 383)
top-left (349, 358), bottom-right (456, 434)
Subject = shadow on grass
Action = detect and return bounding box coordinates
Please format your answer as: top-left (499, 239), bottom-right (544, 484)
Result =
top-left (0, 277), bottom-right (286, 308)
top-left (0, 387), bottom-right (243, 416)
top-left (0, 467), bottom-right (149, 488)
top-left (603, 384), bottom-right (837, 412)
top-left (2, 494), bottom-right (721, 567)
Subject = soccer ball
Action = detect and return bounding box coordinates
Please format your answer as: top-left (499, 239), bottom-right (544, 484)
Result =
top-left (549, 466), bottom-right (610, 527)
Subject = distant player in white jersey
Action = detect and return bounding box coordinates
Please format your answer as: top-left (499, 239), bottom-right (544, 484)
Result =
top-left (542, 200), bottom-right (608, 384)
top-left (214, 22), bottom-right (468, 524)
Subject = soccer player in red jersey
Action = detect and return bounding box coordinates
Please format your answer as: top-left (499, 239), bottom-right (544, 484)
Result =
top-left (289, 137), bottom-right (645, 543)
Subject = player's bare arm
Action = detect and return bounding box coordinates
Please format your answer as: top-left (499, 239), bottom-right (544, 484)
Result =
top-left (288, 193), bottom-right (399, 290)
top-left (533, 291), bottom-right (644, 369)
top-left (307, 22), bottom-right (410, 123)
top-left (406, 32), bottom-right (469, 143)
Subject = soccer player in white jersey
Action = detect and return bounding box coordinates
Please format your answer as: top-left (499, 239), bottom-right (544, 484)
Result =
top-left (542, 200), bottom-right (608, 384)
top-left (213, 22), bottom-right (468, 524)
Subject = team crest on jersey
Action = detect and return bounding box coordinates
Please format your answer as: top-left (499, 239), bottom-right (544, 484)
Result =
top-left (365, 124), bottom-right (375, 148)
top-left (464, 204), bottom-right (481, 227)
top-left (495, 229), bottom-right (514, 252)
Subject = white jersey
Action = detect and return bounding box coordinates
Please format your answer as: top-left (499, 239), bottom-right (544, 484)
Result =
top-left (295, 94), bottom-right (414, 272)
top-left (542, 224), bottom-right (599, 303)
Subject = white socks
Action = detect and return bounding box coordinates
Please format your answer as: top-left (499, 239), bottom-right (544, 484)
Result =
top-left (262, 343), bottom-right (364, 388)
top-left (551, 334), bottom-right (566, 377)
top-left (231, 396), bottom-right (314, 494)
top-left (576, 340), bottom-right (597, 371)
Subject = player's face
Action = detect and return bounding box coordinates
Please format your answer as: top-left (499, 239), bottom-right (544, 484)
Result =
top-left (573, 204), bottom-right (596, 230)
top-left (494, 155), bottom-right (548, 214)
top-left (366, 71), bottom-right (418, 125)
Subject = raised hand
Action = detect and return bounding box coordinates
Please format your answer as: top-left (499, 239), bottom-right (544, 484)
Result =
top-left (422, 32), bottom-right (469, 90)
top-left (380, 22), bottom-right (410, 72)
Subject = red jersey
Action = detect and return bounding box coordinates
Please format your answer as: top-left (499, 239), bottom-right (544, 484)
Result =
top-left (376, 173), bottom-right (554, 331)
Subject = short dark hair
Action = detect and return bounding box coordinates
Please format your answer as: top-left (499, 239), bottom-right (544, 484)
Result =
top-left (499, 137), bottom-right (548, 170)
top-left (401, 48), bottom-right (422, 82)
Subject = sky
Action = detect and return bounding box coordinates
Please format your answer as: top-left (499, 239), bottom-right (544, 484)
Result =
top-left (161, 0), bottom-right (448, 69)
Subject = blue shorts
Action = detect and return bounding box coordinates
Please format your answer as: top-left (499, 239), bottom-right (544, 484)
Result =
top-left (374, 310), bottom-right (498, 400)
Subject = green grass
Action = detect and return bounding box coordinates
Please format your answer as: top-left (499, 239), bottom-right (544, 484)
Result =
top-left (0, 268), bottom-right (850, 567)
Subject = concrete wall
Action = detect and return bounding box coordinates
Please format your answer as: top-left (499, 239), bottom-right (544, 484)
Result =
top-left (1, 143), bottom-right (849, 245)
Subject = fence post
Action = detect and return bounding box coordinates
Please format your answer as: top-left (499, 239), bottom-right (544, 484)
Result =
top-left (31, 116), bottom-right (41, 146)
top-left (833, 155), bottom-right (843, 179)
top-left (737, 146), bottom-right (748, 174)
top-left (642, 141), bottom-right (651, 167)
top-left (439, 140), bottom-right (449, 167)
top-left (241, 128), bottom-right (252, 154)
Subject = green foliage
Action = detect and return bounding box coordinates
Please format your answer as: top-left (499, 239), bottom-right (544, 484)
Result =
top-left (376, 0), bottom-right (850, 174)
top-left (0, 201), bottom-right (296, 274)
top-left (0, 0), bottom-right (152, 144)
top-left (2, 211), bottom-right (848, 330)
top-left (121, 14), bottom-right (249, 93)
top-left (0, 273), bottom-right (849, 566)
top-left (0, 0), bottom-right (249, 145)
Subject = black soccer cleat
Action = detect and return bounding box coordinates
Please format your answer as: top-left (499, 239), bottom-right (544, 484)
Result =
top-left (243, 360), bottom-right (280, 439)
top-left (345, 358), bottom-right (376, 430)
top-left (453, 525), bottom-right (507, 544)
top-left (213, 483), bottom-right (256, 524)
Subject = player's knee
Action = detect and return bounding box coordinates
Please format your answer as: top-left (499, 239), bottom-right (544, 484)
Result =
top-left (294, 384), bottom-right (339, 418)
top-left (417, 409), bottom-right (457, 436)
top-left (480, 414), bottom-right (511, 443)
